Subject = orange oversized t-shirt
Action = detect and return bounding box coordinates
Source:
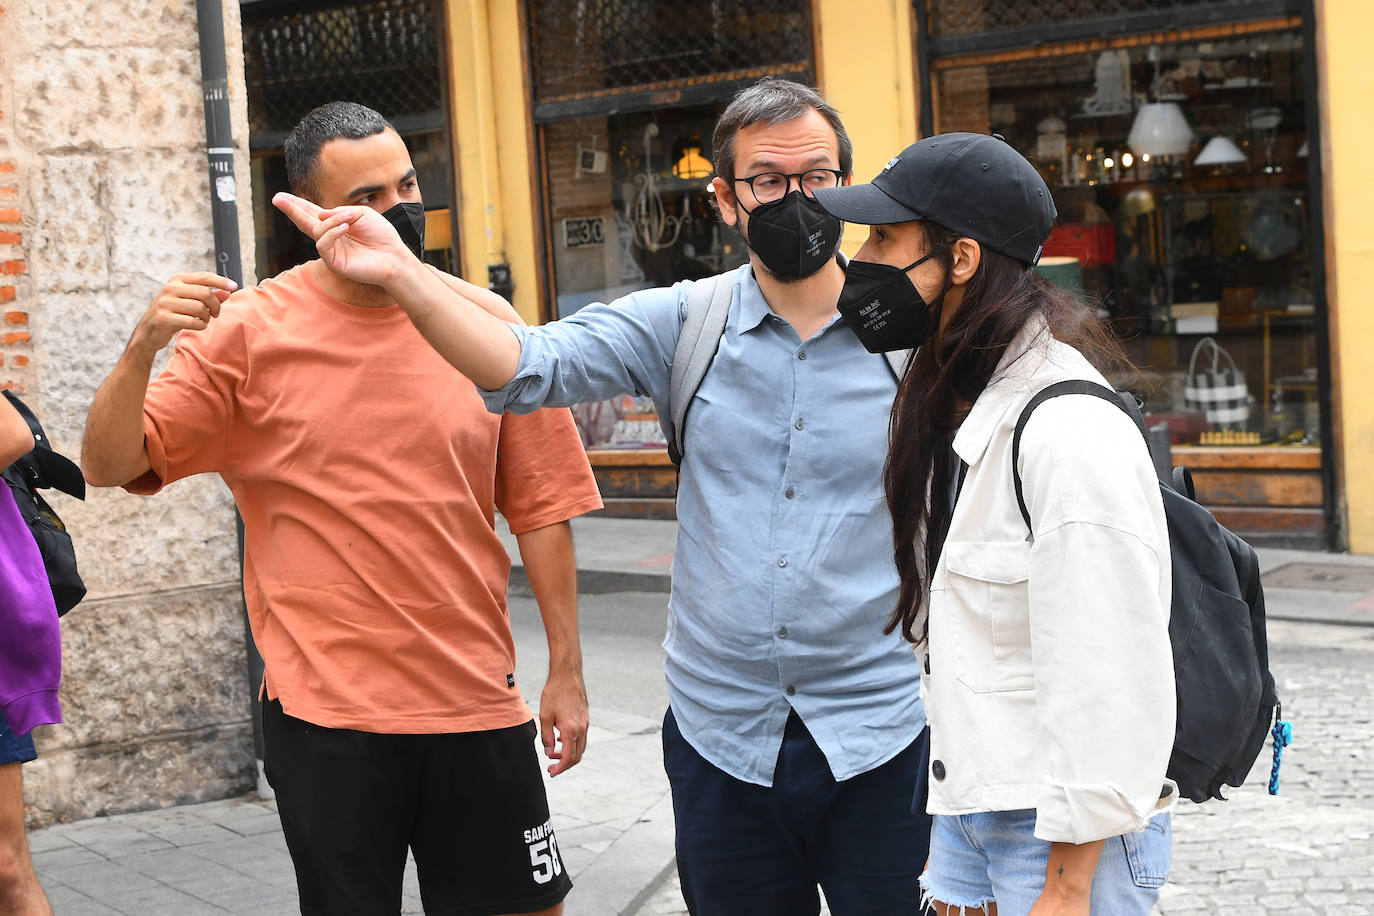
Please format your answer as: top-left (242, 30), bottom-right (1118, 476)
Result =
top-left (129, 264), bottom-right (603, 733)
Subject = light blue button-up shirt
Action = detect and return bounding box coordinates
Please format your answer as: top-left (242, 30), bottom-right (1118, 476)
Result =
top-left (483, 266), bottom-right (924, 786)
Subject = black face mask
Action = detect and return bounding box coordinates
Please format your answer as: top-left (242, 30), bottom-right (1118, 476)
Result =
top-left (836, 247), bottom-right (949, 353)
top-left (742, 190), bottom-right (842, 282)
top-left (381, 200), bottom-right (426, 261)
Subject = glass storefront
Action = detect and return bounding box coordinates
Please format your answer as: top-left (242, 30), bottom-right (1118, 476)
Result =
top-left (920, 1), bottom-right (1328, 543)
top-left (937, 32), bottom-right (1317, 441)
top-left (526, 0), bottom-right (815, 451)
top-left (241, 0), bottom-right (457, 279)
top-left (542, 107), bottom-right (746, 320)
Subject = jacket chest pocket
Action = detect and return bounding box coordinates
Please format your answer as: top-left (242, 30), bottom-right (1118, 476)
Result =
top-left (941, 541), bottom-right (1034, 694)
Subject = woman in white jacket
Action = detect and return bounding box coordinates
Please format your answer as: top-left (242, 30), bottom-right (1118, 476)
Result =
top-left (815, 134), bottom-right (1175, 915)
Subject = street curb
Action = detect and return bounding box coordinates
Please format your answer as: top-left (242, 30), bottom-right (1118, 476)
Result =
top-left (621, 856), bottom-right (680, 916)
top-left (1268, 610), bottom-right (1374, 629)
top-left (511, 566), bottom-right (672, 595)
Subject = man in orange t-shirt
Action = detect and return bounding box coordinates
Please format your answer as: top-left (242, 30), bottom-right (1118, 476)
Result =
top-left (81, 102), bottom-right (602, 916)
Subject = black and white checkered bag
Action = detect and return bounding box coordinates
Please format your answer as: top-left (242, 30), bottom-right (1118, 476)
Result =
top-left (1185, 337), bottom-right (1251, 428)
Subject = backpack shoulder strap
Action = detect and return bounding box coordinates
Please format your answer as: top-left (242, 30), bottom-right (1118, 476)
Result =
top-left (667, 268), bottom-right (739, 466)
top-left (2, 390), bottom-right (84, 499)
top-left (3, 390), bottom-right (43, 446)
top-left (884, 349), bottom-right (913, 382)
top-left (1011, 379), bottom-right (1145, 531)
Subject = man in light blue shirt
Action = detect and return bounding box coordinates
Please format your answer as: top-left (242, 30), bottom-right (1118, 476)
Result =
top-left (275, 79), bottom-right (928, 916)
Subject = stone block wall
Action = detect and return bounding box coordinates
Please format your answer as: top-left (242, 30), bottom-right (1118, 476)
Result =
top-left (0, 0), bottom-right (260, 825)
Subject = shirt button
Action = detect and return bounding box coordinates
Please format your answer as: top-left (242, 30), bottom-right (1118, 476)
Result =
top-left (786, 685), bottom-right (796, 696)
top-left (798, 350), bottom-right (808, 360)
top-left (794, 418), bottom-right (806, 430)
top-left (785, 486), bottom-right (796, 499)
top-left (932, 759), bottom-right (947, 781)
top-left (777, 557), bottom-right (788, 568)
top-left (777, 626), bottom-right (788, 638)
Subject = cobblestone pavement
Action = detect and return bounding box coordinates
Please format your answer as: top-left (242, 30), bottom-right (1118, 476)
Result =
top-left (1157, 619), bottom-right (1374, 914)
top-left (636, 619), bottom-right (1374, 915)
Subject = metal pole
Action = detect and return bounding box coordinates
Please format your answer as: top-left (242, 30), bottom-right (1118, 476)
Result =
top-left (913, 0), bottom-right (934, 138)
top-left (195, 0), bottom-right (269, 797)
top-left (194, 0), bottom-right (242, 290)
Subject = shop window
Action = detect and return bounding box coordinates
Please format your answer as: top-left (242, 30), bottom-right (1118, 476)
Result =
top-left (925, 18), bottom-right (1328, 541)
top-left (241, 0), bottom-right (456, 279)
top-left (543, 107), bottom-right (744, 317)
top-left (928, 0), bottom-right (1290, 40)
top-left (527, 0), bottom-right (815, 451)
top-left (243, 0), bottom-right (445, 140)
top-left (544, 106), bottom-right (747, 450)
top-left (527, 0), bottom-right (813, 106)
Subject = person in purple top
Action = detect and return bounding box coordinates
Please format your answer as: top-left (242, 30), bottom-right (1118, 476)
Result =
top-left (0, 392), bottom-right (58, 915)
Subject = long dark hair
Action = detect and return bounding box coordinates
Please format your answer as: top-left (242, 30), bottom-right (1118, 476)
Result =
top-left (884, 222), bottom-right (1129, 643)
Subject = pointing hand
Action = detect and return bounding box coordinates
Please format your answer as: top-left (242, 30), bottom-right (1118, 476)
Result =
top-left (272, 192), bottom-right (414, 287)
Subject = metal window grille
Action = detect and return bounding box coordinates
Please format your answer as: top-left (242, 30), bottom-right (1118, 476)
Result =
top-left (921, 0), bottom-right (1304, 59)
top-left (526, 0), bottom-right (814, 106)
top-left (242, 0), bottom-right (444, 145)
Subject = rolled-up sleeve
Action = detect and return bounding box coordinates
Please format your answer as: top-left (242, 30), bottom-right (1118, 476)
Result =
top-left (478, 285), bottom-right (686, 415)
top-left (1019, 397), bottom-right (1176, 844)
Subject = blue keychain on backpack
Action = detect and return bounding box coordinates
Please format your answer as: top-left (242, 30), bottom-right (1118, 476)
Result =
top-left (1269, 703), bottom-right (1292, 795)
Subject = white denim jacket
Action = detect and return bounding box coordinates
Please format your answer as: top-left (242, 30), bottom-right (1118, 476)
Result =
top-left (918, 317), bottom-right (1177, 845)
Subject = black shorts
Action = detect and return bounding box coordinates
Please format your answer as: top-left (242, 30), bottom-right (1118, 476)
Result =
top-left (262, 699), bottom-right (572, 916)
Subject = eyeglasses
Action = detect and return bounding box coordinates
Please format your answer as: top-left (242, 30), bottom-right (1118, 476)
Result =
top-left (732, 169), bottom-right (845, 206)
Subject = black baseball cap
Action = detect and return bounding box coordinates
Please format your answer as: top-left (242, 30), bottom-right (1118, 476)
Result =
top-left (813, 132), bottom-right (1056, 265)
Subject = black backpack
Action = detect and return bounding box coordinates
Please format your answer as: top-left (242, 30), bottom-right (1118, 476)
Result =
top-left (2, 390), bottom-right (86, 615)
top-left (1012, 379), bottom-right (1281, 803)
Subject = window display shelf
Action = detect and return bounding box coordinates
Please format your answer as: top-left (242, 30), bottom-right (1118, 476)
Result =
top-left (1173, 445), bottom-right (1324, 542)
top-left (586, 449), bottom-right (677, 521)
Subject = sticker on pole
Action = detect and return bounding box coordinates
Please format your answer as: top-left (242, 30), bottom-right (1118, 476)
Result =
top-left (216, 176), bottom-right (237, 203)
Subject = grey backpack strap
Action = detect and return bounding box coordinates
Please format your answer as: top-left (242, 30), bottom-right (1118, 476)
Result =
top-left (884, 348), bottom-right (913, 382)
top-left (667, 268), bottom-right (739, 466)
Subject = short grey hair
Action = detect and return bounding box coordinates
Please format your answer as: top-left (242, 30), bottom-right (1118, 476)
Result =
top-left (711, 78), bottom-right (853, 184)
top-left (284, 101), bottom-right (395, 201)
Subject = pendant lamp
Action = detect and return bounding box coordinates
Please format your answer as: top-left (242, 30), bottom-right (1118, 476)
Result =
top-left (673, 145), bottom-right (713, 180)
top-left (1194, 136), bottom-right (1247, 166)
top-left (1127, 102), bottom-right (1194, 158)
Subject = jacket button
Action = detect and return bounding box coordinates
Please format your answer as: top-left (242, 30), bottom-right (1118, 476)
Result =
top-left (785, 487), bottom-right (796, 499)
top-left (794, 418), bottom-right (806, 430)
top-left (932, 759), bottom-right (946, 781)
top-left (786, 685), bottom-right (796, 696)
top-left (923, 655), bottom-right (931, 675)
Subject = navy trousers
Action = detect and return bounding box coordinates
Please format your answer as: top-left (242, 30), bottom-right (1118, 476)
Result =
top-left (663, 708), bottom-right (932, 916)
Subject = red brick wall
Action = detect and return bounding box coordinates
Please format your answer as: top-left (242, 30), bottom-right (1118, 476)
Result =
top-left (0, 152), bottom-right (31, 390)
top-left (0, 2), bottom-right (32, 394)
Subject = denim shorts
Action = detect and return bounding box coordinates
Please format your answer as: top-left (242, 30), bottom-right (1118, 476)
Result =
top-left (920, 809), bottom-right (1171, 916)
top-left (0, 708), bottom-right (38, 766)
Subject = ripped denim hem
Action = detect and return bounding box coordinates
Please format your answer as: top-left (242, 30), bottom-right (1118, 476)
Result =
top-left (919, 874), bottom-right (995, 914)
